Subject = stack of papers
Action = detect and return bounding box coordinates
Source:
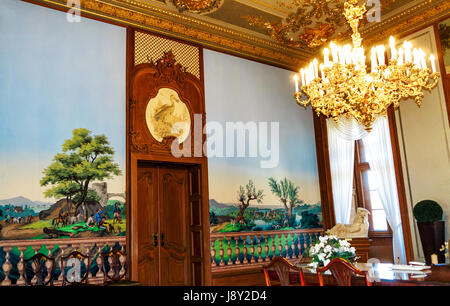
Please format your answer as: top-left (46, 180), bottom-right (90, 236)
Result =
top-left (390, 264), bottom-right (431, 271)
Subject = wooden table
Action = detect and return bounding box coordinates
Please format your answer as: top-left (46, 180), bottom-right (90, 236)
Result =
top-left (295, 263), bottom-right (450, 286)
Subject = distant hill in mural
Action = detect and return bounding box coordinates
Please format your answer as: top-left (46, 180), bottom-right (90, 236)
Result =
top-left (0, 196), bottom-right (51, 207)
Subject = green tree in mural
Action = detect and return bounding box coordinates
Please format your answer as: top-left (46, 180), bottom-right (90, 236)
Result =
top-left (43, 180), bottom-right (80, 211)
top-left (268, 177), bottom-right (303, 220)
top-left (41, 128), bottom-right (121, 212)
top-left (300, 211), bottom-right (321, 229)
top-left (236, 180), bottom-right (264, 226)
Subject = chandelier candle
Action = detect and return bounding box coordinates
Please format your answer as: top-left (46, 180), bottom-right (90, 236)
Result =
top-left (292, 0), bottom-right (440, 131)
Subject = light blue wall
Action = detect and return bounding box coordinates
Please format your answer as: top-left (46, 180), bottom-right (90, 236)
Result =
top-left (204, 49), bottom-right (321, 206)
top-left (0, 0), bottom-right (126, 201)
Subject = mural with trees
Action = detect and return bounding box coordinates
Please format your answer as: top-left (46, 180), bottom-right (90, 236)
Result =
top-left (0, 129), bottom-right (126, 240)
top-left (41, 128), bottom-right (121, 215)
top-left (209, 177), bottom-right (322, 233)
top-left (0, 2), bottom-right (126, 241)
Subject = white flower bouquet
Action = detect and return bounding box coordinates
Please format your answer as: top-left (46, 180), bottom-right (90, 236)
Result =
top-left (308, 235), bottom-right (356, 269)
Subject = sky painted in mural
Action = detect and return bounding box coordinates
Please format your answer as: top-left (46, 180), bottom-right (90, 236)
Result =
top-left (0, 0), bottom-right (126, 203)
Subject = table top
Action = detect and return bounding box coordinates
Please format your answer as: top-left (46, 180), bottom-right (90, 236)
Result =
top-left (296, 262), bottom-right (450, 286)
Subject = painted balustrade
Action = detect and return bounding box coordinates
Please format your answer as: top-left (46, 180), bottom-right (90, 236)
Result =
top-left (0, 237), bottom-right (126, 286)
top-left (0, 229), bottom-right (323, 283)
top-left (210, 228), bottom-right (323, 269)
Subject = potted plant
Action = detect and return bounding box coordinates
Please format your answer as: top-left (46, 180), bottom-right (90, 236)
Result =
top-left (413, 200), bottom-right (445, 265)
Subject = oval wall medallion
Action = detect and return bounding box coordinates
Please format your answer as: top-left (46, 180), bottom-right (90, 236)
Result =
top-left (145, 88), bottom-right (191, 143)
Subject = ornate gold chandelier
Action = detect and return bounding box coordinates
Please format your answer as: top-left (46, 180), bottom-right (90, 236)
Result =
top-left (293, 0), bottom-right (440, 131)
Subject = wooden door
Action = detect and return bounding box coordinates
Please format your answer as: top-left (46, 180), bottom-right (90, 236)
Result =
top-left (159, 167), bottom-right (191, 285)
top-left (136, 163), bottom-right (191, 286)
top-left (137, 165), bottom-right (159, 286)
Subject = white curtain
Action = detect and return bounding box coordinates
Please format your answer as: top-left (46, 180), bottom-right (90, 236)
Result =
top-left (362, 117), bottom-right (407, 264)
top-left (327, 119), bottom-right (355, 224)
top-left (327, 116), bottom-right (368, 141)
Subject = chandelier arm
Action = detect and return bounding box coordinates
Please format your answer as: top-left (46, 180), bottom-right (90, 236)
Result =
top-left (293, 0), bottom-right (441, 131)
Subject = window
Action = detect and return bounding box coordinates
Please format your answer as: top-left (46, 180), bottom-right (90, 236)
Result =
top-left (354, 140), bottom-right (391, 236)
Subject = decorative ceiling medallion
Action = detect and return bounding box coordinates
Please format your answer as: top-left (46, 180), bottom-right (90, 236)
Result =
top-left (244, 0), bottom-right (347, 49)
top-left (146, 88), bottom-right (191, 143)
top-left (172, 0), bottom-right (224, 14)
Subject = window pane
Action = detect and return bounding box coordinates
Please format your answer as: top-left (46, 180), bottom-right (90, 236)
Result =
top-left (367, 171), bottom-right (378, 190)
top-left (370, 190), bottom-right (383, 209)
top-left (357, 140), bottom-right (368, 163)
top-left (372, 209), bottom-right (388, 231)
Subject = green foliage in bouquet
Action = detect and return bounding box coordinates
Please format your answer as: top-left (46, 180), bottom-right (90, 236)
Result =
top-left (413, 200), bottom-right (443, 222)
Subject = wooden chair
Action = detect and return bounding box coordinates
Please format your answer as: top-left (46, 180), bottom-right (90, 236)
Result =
top-left (316, 258), bottom-right (372, 286)
top-left (101, 248), bottom-right (127, 284)
top-left (263, 256), bottom-right (305, 286)
top-left (60, 250), bottom-right (91, 286)
top-left (23, 253), bottom-right (56, 286)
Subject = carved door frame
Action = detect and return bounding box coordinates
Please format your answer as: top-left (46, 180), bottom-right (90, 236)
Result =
top-left (126, 29), bottom-right (211, 285)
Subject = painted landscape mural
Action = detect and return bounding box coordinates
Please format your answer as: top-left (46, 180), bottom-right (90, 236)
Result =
top-left (0, 0), bottom-right (126, 240)
top-left (0, 129), bottom-right (126, 240)
top-left (204, 50), bottom-right (323, 234)
top-left (209, 178), bottom-right (322, 233)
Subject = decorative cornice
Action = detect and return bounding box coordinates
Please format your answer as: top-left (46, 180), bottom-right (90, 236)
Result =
top-left (23, 0), bottom-right (450, 70)
top-left (172, 0), bottom-right (223, 15)
top-left (361, 0), bottom-right (450, 46)
top-left (30, 0), bottom-right (309, 69)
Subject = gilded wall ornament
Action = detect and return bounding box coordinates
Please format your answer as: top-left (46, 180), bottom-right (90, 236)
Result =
top-left (172, 0), bottom-right (223, 14)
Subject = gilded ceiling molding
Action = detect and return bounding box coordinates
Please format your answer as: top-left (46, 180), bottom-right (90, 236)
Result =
top-left (30, 0), bottom-right (308, 69)
top-left (114, 0), bottom-right (304, 55)
top-left (172, 0), bottom-right (224, 15)
top-left (243, 0), bottom-right (400, 49)
top-left (244, 0), bottom-right (347, 49)
top-left (24, 0), bottom-right (450, 70)
top-left (361, 0), bottom-right (450, 46)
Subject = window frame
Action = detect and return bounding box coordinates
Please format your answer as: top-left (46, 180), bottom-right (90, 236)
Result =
top-left (354, 140), bottom-right (392, 238)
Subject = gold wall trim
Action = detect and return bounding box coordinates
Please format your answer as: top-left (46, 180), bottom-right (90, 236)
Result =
top-left (361, 0), bottom-right (450, 45)
top-left (107, 0), bottom-right (314, 58)
top-left (23, 0), bottom-right (450, 71)
top-left (28, 0), bottom-right (309, 69)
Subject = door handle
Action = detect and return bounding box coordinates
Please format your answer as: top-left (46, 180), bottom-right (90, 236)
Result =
top-left (153, 233), bottom-right (159, 247)
top-left (160, 233), bottom-right (165, 247)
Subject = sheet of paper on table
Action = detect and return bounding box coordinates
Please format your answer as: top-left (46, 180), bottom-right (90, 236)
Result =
top-left (390, 265), bottom-right (431, 271)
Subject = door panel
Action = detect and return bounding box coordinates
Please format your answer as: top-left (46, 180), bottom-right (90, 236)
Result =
top-left (137, 165), bottom-right (159, 286)
top-left (159, 168), bottom-right (191, 286)
top-left (188, 166), bottom-right (204, 285)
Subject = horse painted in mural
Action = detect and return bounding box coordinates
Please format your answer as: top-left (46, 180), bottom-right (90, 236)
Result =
top-left (52, 212), bottom-right (69, 228)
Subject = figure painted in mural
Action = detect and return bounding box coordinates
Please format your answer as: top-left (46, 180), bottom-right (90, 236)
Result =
top-left (86, 214), bottom-right (95, 228)
top-left (113, 201), bottom-right (122, 223)
top-left (95, 208), bottom-right (106, 227)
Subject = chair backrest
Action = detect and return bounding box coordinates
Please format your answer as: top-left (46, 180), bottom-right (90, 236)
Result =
top-left (60, 250), bottom-right (91, 286)
top-left (263, 256), bottom-right (305, 286)
top-left (316, 258), bottom-right (372, 286)
top-left (101, 248), bottom-right (127, 283)
top-left (24, 253), bottom-right (56, 286)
